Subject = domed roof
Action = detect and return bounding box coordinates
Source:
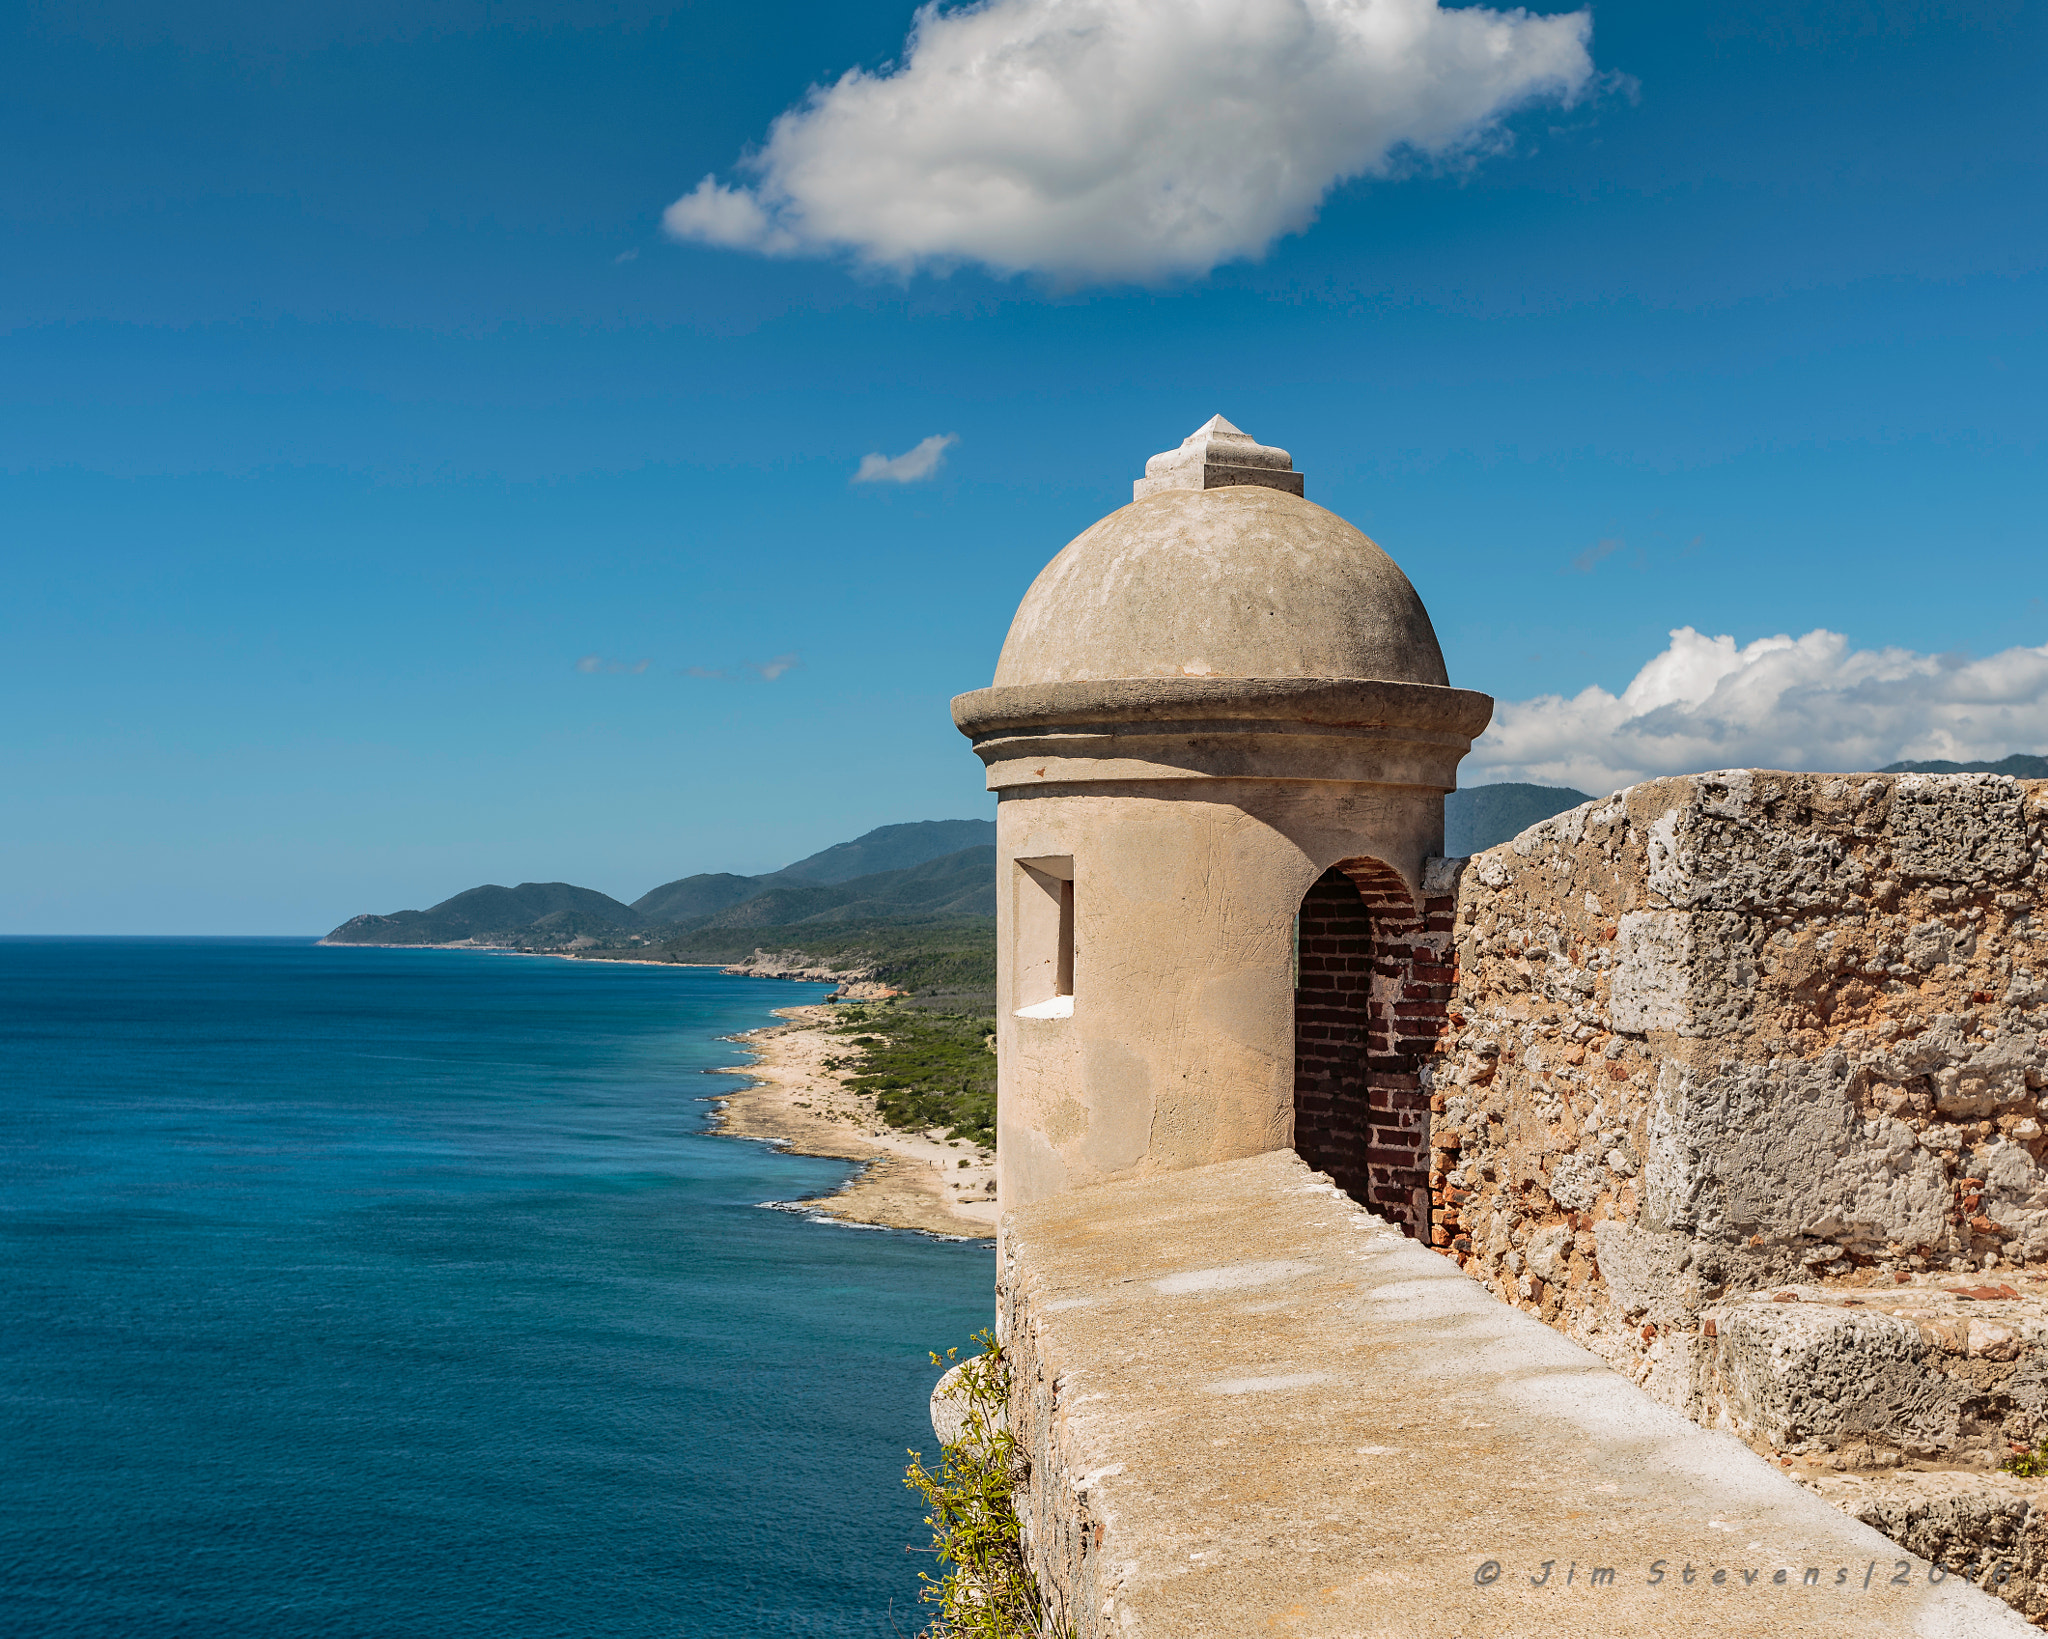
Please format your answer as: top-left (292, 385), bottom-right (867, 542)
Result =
top-left (993, 421), bottom-right (1449, 689)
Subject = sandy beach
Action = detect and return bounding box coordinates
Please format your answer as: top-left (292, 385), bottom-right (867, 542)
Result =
top-left (710, 1004), bottom-right (998, 1238)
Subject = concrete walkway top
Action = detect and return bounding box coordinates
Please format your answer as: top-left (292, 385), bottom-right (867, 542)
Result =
top-left (1000, 1149), bottom-right (2031, 1638)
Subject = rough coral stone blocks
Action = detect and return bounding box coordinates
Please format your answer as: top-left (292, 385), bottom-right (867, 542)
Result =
top-left (1430, 772), bottom-right (2048, 1481)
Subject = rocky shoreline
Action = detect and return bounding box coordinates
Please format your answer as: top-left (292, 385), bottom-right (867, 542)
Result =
top-left (710, 1004), bottom-right (997, 1239)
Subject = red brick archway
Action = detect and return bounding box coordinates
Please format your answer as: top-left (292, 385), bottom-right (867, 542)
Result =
top-left (1291, 858), bottom-right (1454, 1240)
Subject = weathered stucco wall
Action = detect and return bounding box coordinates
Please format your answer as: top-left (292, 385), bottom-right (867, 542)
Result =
top-left (1432, 772), bottom-right (2048, 1471)
top-left (990, 778), bottom-right (1451, 1213)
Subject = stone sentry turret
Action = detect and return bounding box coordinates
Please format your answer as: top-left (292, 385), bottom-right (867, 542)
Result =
top-left (953, 419), bottom-right (1494, 1221)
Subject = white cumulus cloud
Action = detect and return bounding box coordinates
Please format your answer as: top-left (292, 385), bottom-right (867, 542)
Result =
top-left (1472, 626), bottom-right (2048, 794)
top-left (663, 0), bottom-right (1595, 282)
top-left (853, 433), bottom-right (958, 484)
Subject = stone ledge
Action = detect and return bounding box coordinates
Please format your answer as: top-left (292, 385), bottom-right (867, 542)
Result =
top-left (951, 677), bottom-right (1494, 793)
top-left (1000, 1148), bottom-right (2030, 1637)
top-left (1803, 1469), bottom-right (2048, 1624)
top-left (950, 677), bottom-right (1494, 737)
top-left (1692, 1279), bottom-right (2048, 1471)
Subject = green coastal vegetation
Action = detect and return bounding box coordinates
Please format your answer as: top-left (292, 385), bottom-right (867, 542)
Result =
top-left (825, 1003), bottom-right (997, 1149)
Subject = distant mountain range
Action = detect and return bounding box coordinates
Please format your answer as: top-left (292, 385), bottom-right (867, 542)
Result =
top-left (1443, 783), bottom-right (1591, 857)
top-left (630, 817), bottom-right (992, 923)
top-left (323, 820), bottom-right (997, 948)
top-left (1880, 754), bottom-right (2048, 777)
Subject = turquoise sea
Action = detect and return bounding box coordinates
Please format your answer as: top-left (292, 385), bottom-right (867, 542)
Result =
top-left (0, 937), bottom-right (993, 1638)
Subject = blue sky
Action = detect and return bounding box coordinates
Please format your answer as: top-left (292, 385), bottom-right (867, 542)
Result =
top-left (3, 0), bottom-right (2043, 933)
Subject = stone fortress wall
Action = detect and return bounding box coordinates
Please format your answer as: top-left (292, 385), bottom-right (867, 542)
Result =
top-left (1427, 770), bottom-right (2048, 1614)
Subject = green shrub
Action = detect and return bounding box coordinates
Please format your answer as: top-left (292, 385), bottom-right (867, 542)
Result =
top-left (904, 1333), bottom-right (1058, 1639)
top-left (828, 1004), bottom-right (996, 1148)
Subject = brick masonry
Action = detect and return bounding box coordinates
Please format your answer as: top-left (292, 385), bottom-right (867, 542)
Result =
top-left (1292, 859), bottom-right (1458, 1239)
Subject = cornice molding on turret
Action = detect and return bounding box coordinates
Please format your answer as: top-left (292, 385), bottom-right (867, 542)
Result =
top-left (952, 676), bottom-right (1494, 792)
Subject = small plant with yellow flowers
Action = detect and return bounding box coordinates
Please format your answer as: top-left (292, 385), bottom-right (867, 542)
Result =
top-left (903, 1331), bottom-right (1060, 1639)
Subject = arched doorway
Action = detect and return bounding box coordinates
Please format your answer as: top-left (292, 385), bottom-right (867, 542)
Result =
top-left (1292, 861), bottom-right (1435, 1240)
top-left (1292, 867), bottom-right (1375, 1208)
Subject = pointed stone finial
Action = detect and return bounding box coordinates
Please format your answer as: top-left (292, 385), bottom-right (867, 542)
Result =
top-left (1133, 415), bottom-right (1304, 501)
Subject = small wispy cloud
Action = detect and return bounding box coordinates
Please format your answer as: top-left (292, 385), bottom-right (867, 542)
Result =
top-left (853, 433), bottom-right (957, 485)
top-left (614, 248), bottom-right (639, 264)
top-left (673, 652), bottom-right (803, 682)
top-left (1571, 536), bottom-right (1624, 573)
top-left (576, 655), bottom-right (650, 675)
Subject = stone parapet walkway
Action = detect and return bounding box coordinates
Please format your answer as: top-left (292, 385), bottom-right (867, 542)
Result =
top-left (1000, 1148), bottom-right (2030, 1637)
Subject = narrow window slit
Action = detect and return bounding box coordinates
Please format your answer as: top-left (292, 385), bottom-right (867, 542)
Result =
top-left (1013, 856), bottom-right (1075, 1019)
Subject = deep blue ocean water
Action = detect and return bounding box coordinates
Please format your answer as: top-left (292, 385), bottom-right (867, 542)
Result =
top-left (0, 938), bottom-right (993, 1639)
